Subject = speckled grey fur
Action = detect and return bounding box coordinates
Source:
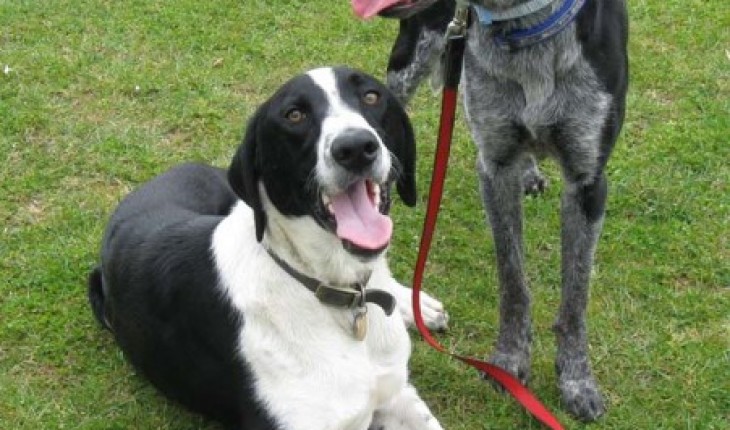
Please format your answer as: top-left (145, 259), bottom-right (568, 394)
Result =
top-left (387, 29), bottom-right (445, 104)
top-left (464, 6), bottom-right (611, 420)
top-left (384, 0), bottom-right (628, 421)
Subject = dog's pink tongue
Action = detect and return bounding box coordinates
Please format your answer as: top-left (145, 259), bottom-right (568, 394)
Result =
top-left (331, 181), bottom-right (392, 250)
top-left (351, 0), bottom-right (403, 19)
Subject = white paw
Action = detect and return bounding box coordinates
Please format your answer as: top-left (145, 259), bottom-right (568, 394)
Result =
top-left (370, 385), bottom-right (444, 430)
top-left (370, 411), bottom-right (443, 430)
top-left (391, 281), bottom-right (448, 332)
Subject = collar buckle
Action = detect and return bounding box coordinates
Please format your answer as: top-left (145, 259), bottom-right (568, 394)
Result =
top-left (314, 283), bottom-right (363, 309)
top-left (266, 247), bottom-right (395, 316)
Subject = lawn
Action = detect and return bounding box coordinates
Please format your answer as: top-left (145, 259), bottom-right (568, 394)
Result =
top-left (1, 0), bottom-right (727, 429)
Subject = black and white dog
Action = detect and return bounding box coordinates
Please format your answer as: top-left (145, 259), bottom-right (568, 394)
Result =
top-left (352, 0), bottom-right (628, 421)
top-left (88, 66), bottom-right (447, 430)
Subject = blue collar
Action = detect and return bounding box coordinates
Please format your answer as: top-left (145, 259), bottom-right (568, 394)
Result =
top-left (472, 0), bottom-right (587, 50)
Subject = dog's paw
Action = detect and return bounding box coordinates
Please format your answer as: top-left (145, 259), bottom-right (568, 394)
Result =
top-left (391, 282), bottom-right (449, 332)
top-left (370, 385), bottom-right (444, 430)
top-left (559, 376), bottom-right (606, 421)
top-left (556, 356), bottom-right (606, 421)
top-left (522, 164), bottom-right (548, 197)
top-left (414, 290), bottom-right (449, 332)
top-left (482, 350), bottom-right (531, 391)
top-left (370, 411), bottom-right (443, 430)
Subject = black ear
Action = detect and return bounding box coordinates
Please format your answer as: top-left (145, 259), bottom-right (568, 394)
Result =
top-left (228, 109), bottom-right (267, 242)
top-left (385, 97), bottom-right (417, 207)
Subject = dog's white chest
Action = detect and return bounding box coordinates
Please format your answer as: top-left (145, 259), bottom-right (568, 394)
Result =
top-left (240, 295), bottom-right (409, 430)
top-left (212, 209), bottom-right (411, 430)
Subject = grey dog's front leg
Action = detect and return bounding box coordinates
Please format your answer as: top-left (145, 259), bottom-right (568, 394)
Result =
top-left (554, 175), bottom-right (607, 421)
top-left (477, 155), bottom-right (532, 385)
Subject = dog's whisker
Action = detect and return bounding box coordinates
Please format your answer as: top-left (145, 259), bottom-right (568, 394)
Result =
top-left (388, 149), bottom-right (404, 182)
top-left (304, 169), bottom-right (319, 195)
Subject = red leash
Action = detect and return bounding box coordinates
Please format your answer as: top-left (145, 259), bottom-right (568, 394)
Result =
top-left (411, 21), bottom-right (565, 430)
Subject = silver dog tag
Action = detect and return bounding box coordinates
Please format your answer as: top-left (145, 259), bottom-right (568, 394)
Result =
top-left (353, 309), bottom-right (368, 341)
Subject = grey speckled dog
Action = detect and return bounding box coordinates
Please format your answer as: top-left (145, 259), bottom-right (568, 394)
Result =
top-left (352, 0), bottom-right (628, 422)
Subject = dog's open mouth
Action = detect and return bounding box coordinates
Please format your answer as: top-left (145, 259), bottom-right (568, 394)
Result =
top-left (320, 179), bottom-right (392, 255)
top-left (351, 0), bottom-right (437, 19)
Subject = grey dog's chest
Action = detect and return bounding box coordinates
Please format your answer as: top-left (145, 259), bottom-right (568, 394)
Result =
top-left (462, 24), bottom-right (609, 153)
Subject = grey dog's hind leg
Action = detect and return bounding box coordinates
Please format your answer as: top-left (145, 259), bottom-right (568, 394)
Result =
top-left (477, 155), bottom-right (532, 385)
top-left (553, 174), bottom-right (607, 421)
top-left (522, 154), bottom-right (547, 196)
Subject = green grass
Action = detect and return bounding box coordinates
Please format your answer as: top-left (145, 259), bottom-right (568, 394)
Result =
top-left (1, 0), bottom-right (727, 428)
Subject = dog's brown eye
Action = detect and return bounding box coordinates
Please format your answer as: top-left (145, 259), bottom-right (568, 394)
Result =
top-left (363, 91), bottom-right (380, 105)
top-left (286, 108), bottom-right (305, 123)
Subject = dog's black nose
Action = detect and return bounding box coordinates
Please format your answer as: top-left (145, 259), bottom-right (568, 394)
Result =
top-left (331, 129), bottom-right (380, 172)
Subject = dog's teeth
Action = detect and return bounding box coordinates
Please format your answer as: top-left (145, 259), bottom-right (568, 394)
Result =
top-left (326, 203), bottom-right (334, 214)
top-left (371, 183), bottom-right (382, 208)
top-left (322, 195), bottom-right (330, 205)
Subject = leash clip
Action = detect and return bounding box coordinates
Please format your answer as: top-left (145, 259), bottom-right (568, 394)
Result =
top-left (446, 2), bottom-right (470, 38)
top-left (441, 2), bottom-right (469, 91)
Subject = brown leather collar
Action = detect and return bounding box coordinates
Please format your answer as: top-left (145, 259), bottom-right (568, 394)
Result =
top-left (266, 249), bottom-right (396, 316)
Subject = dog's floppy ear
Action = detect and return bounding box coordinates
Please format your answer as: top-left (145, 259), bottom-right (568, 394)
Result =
top-left (228, 108), bottom-right (267, 242)
top-left (384, 97), bottom-right (417, 207)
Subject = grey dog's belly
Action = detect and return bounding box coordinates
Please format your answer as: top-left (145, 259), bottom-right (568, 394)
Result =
top-left (461, 25), bottom-right (611, 181)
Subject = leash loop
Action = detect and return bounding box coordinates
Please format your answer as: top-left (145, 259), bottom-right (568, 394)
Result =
top-left (411, 7), bottom-right (565, 430)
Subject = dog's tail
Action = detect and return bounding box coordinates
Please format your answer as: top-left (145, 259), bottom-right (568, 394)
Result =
top-left (88, 266), bottom-right (111, 330)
